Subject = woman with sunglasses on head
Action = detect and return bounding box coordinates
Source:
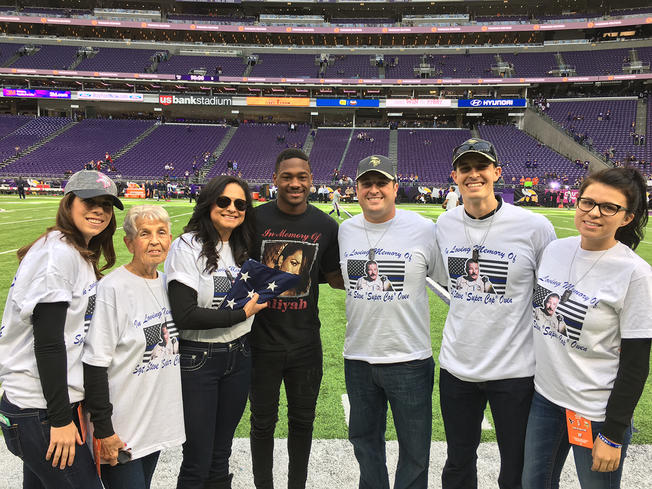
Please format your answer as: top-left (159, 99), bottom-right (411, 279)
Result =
top-left (0, 170), bottom-right (122, 489)
top-left (165, 175), bottom-right (268, 489)
top-left (523, 167), bottom-right (651, 489)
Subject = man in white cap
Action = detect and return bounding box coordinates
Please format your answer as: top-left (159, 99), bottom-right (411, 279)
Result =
top-left (435, 138), bottom-right (556, 489)
top-left (338, 155), bottom-right (442, 489)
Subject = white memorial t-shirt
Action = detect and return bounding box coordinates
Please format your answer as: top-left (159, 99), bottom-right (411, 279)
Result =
top-left (436, 202), bottom-right (556, 381)
top-left (83, 266), bottom-right (185, 461)
top-left (0, 231), bottom-right (98, 409)
top-left (164, 232), bottom-right (254, 343)
top-left (339, 209), bottom-right (441, 364)
top-left (532, 236), bottom-right (652, 421)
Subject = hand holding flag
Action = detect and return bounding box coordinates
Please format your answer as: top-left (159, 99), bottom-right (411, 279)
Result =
top-left (219, 259), bottom-right (301, 311)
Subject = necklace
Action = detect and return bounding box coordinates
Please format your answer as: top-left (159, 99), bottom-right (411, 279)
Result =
top-left (363, 216), bottom-right (395, 261)
top-left (560, 243), bottom-right (609, 303)
top-left (463, 210), bottom-right (497, 261)
top-left (143, 273), bottom-right (166, 311)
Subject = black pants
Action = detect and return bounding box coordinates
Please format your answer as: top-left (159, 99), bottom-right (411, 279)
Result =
top-left (249, 341), bottom-right (323, 489)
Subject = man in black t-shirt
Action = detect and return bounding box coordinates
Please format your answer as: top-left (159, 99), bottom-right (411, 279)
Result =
top-left (250, 148), bottom-right (344, 489)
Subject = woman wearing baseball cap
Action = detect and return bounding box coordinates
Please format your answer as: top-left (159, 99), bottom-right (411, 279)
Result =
top-left (0, 169), bottom-right (122, 489)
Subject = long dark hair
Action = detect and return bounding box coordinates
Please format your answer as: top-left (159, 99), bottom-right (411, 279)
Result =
top-left (183, 175), bottom-right (255, 273)
top-left (578, 167), bottom-right (648, 250)
top-left (17, 193), bottom-right (117, 279)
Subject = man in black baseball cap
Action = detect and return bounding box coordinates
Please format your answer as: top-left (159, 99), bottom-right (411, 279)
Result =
top-left (64, 169), bottom-right (124, 210)
top-left (435, 137), bottom-right (556, 489)
top-left (339, 154), bottom-right (441, 488)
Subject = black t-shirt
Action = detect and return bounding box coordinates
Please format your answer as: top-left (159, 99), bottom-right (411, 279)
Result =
top-left (252, 201), bottom-right (340, 350)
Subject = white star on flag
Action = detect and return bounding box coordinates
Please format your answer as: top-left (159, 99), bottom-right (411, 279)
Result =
top-left (267, 281), bottom-right (278, 292)
top-left (240, 271), bottom-right (250, 282)
top-left (247, 289), bottom-right (255, 299)
top-left (225, 298), bottom-right (236, 309)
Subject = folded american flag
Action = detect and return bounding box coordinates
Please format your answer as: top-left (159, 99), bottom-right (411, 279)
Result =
top-left (219, 259), bottom-right (301, 310)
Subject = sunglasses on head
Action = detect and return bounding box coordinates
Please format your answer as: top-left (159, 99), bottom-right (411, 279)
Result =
top-left (216, 196), bottom-right (247, 211)
top-left (452, 141), bottom-right (497, 161)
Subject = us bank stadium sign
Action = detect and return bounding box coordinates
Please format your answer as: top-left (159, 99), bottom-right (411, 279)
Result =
top-left (458, 98), bottom-right (527, 108)
top-left (158, 94), bottom-right (232, 106)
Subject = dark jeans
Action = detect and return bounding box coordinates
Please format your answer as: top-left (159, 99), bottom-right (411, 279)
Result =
top-left (101, 451), bottom-right (160, 489)
top-left (0, 394), bottom-right (103, 489)
top-left (345, 357), bottom-right (435, 489)
top-left (439, 369), bottom-right (534, 489)
top-left (522, 391), bottom-right (632, 489)
top-left (249, 341), bottom-right (323, 489)
top-left (176, 335), bottom-right (252, 489)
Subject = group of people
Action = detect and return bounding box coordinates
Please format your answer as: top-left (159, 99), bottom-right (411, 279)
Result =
top-left (0, 138), bottom-right (650, 489)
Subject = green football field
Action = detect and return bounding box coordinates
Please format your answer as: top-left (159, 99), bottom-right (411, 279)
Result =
top-left (0, 195), bottom-right (651, 443)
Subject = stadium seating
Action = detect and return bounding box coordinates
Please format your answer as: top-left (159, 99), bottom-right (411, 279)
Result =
top-left (397, 129), bottom-right (471, 183)
top-left (157, 55), bottom-right (246, 77)
top-left (115, 124), bottom-right (230, 179)
top-left (338, 129), bottom-right (390, 179)
top-left (308, 129), bottom-right (352, 181)
top-left (477, 124), bottom-right (583, 183)
top-left (1, 119), bottom-right (155, 176)
top-left (76, 48), bottom-right (161, 73)
top-left (0, 117), bottom-right (72, 164)
top-left (545, 99), bottom-right (641, 163)
top-left (206, 123), bottom-right (310, 180)
top-left (10, 45), bottom-right (79, 70)
top-left (250, 54), bottom-right (320, 78)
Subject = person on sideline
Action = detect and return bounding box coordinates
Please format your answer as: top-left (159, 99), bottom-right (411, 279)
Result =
top-left (522, 167), bottom-right (651, 489)
top-left (443, 187), bottom-right (459, 210)
top-left (250, 148), bottom-right (343, 489)
top-left (0, 169), bottom-right (122, 489)
top-left (435, 138), bottom-right (556, 489)
top-left (328, 186), bottom-right (343, 219)
top-left (165, 175), bottom-right (268, 489)
top-left (83, 205), bottom-right (184, 489)
top-left (339, 155), bottom-right (441, 489)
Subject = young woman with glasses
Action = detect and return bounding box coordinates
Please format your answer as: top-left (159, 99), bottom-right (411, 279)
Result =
top-left (165, 175), bottom-right (268, 489)
top-left (523, 167), bottom-right (651, 489)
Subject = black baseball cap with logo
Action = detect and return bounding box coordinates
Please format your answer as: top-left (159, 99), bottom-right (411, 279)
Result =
top-left (356, 155), bottom-right (397, 181)
top-left (64, 170), bottom-right (124, 210)
top-left (452, 138), bottom-right (499, 168)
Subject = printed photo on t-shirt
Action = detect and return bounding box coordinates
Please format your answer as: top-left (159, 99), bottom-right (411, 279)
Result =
top-left (448, 256), bottom-right (507, 295)
top-left (346, 257), bottom-right (405, 292)
top-left (142, 321), bottom-right (179, 364)
top-left (261, 241), bottom-right (317, 297)
top-left (532, 284), bottom-right (588, 341)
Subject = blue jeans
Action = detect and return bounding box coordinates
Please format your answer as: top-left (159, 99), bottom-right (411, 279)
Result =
top-left (344, 357), bottom-right (435, 489)
top-left (249, 341), bottom-right (323, 489)
top-left (0, 394), bottom-right (103, 489)
top-left (101, 451), bottom-right (160, 489)
top-left (439, 369), bottom-right (534, 489)
top-left (522, 391), bottom-right (632, 489)
top-left (176, 335), bottom-right (251, 489)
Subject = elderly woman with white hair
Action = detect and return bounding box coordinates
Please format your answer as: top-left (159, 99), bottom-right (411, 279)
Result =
top-left (82, 205), bottom-right (185, 489)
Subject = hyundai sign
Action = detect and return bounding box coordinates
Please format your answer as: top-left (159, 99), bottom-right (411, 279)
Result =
top-left (458, 98), bottom-right (527, 108)
top-left (316, 99), bottom-right (379, 108)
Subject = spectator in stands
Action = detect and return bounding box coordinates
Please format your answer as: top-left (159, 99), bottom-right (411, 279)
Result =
top-left (523, 167), bottom-right (651, 489)
top-left (0, 169), bottom-right (122, 489)
top-left (249, 148), bottom-right (343, 489)
top-left (83, 205), bottom-right (183, 489)
top-left (338, 154), bottom-right (440, 489)
top-left (165, 175), bottom-right (267, 489)
top-left (435, 138), bottom-right (556, 489)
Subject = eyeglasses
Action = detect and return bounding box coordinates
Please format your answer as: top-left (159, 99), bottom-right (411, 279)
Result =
top-left (215, 196), bottom-right (247, 211)
top-left (576, 197), bottom-right (628, 216)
